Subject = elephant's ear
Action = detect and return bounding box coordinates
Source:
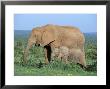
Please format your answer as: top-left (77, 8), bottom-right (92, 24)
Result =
top-left (41, 30), bottom-right (55, 46)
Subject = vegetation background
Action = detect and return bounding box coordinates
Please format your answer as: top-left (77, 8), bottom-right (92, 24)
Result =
top-left (14, 30), bottom-right (97, 76)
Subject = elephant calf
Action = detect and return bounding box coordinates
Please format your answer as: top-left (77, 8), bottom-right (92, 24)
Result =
top-left (51, 46), bottom-right (69, 63)
top-left (52, 46), bottom-right (86, 67)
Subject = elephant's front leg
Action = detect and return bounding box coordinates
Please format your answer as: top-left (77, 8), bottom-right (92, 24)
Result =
top-left (44, 47), bottom-right (49, 64)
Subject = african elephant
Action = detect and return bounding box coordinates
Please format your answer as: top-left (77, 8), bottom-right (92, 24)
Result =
top-left (24, 24), bottom-right (86, 67)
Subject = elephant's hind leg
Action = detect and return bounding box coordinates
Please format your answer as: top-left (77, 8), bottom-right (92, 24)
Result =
top-left (80, 47), bottom-right (87, 68)
top-left (78, 50), bottom-right (86, 68)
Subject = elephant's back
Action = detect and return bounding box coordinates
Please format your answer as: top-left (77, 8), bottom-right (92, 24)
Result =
top-left (55, 25), bottom-right (85, 49)
top-left (43, 24), bottom-right (84, 39)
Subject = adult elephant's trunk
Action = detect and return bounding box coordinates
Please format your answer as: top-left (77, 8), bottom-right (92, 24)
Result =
top-left (23, 40), bottom-right (35, 64)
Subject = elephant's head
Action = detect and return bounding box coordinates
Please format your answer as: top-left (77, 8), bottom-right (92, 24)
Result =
top-left (23, 26), bottom-right (56, 64)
